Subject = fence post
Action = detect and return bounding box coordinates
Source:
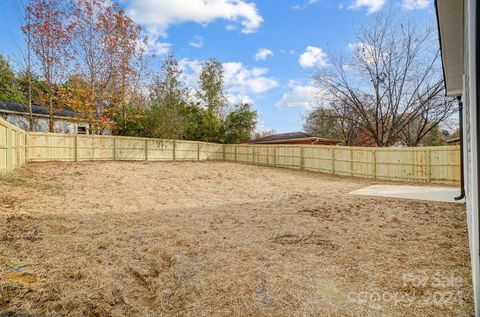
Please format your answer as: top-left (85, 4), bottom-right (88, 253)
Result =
top-left (74, 135), bottom-right (79, 162)
top-left (173, 140), bottom-right (176, 161)
top-left (274, 146), bottom-right (277, 167)
top-left (300, 146), bottom-right (304, 170)
top-left (223, 144), bottom-right (226, 161)
top-left (372, 149), bottom-right (376, 179)
top-left (252, 146), bottom-right (255, 165)
top-left (331, 148), bottom-right (335, 174)
top-left (145, 139), bottom-right (149, 161)
top-left (113, 137), bottom-right (117, 161)
top-left (349, 148), bottom-right (354, 176)
top-left (426, 149), bottom-right (431, 183)
top-left (197, 142), bottom-right (200, 161)
top-left (6, 128), bottom-right (12, 171)
top-left (25, 133), bottom-right (29, 162)
top-left (15, 133), bottom-right (19, 166)
top-left (234, 145), bottom-right (237, 162)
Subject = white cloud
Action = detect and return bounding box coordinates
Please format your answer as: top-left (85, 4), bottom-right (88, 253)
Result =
top-left (292, 0), bottom-right (320, 10)
top-left (348, 0), bottom-right (385, 13)
top-left (146, 41), bottom-right (171, 56)
top-left (402, 0), bottom-right (429, 10)
top-left (255, 48), bottom-right (274, 61)
top-left (189, 36), bottom-right (204, 48)
top-left (276, 81), bottom-right (317, 109)
top-left (299, 46), bottom-right (328, 68)
top-left (126, 0), bottom-right (262, 54)
top-left (141, 26), bottom-right (171, 55)
top-left (126, 0), bottom-right (262, 43)
top-left (278, 49), bottom-right (295, 55)
top-left (227, 94), bottom-right (254, 105)
top-left (223, 62), bottom-right (279, 94)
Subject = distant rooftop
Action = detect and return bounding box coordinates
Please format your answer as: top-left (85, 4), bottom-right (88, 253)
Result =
top-left (0, 101), bottom-right (79, 118)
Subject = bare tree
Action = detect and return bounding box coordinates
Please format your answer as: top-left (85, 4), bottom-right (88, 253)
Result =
top-left (254, 129), bottom-right (276, 140)
top-left (314, 12), bottom-right (456, 147)
top-left (304, 103), bottom-right (364, 145)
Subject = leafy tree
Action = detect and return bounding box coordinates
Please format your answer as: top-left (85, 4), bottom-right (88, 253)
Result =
top-left (196, 59), bottom-right (227, 142)
top-left (63, 75), bottom-right (99, 133)
top-left (421, 125), bottom-right (447, 146)
top-left (0, 55), bottom-right (26, 103)
top-left (224, 103), bottom-right (257, 143)
top-left (103, 6), bottom-right (145, 115)
top-left (112, 55), bottom-right (260, 144)
top-left (17, 70), bottom-right (47, 105)
top-left (25, 0), bottom-right (74, 132)
top-left (179, 102), bottom-right (206, 141)
top-left (113, 104), bottom-right (146, 137)
top-left (72, 0), bottom-right (145, 129)
top-left (145, 52), bottom-right (190, 139)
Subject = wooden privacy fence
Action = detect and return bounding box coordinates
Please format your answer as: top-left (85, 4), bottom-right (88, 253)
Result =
top-left (26, 132), bottom-right (225, 163)
top-left (224, 144), bottom-right (461, 185)
top-left (1, 117), bottom-right (461, 185)
top-left (0, 117), bottom-right (27, 173)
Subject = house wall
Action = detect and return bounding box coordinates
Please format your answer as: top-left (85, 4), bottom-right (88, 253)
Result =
top-left (0, 113), bottom-right (111, 135)
top-left (463, 0), bottom-right (480, 314)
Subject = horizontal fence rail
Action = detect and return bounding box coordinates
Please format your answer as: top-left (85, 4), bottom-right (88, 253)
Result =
top-left (1, 117), bottom-right (460, 185)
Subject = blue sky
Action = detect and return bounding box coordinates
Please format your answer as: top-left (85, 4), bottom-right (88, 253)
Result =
top-left (0, 0), bottom-right (437, 133)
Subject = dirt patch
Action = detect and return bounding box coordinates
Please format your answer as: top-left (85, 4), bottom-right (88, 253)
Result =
top-left (0, 197), bottom-right (20, 210)
top-left (269, 231), bottom-right (336, 247)
top-left (0, 161), bottom-right (473, 316)
top-left (1, 272), bottom-right (37, 285)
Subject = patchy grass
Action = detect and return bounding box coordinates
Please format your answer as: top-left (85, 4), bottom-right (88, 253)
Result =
top-left (0, 174), bottom-right (34, 189)
top-left (0, 161), bottom-right (473, 316)
top-left (61, 171), bottom-right (83, 177)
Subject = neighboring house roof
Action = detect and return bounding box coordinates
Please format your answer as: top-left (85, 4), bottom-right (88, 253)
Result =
top-left (248, 132), bottom-right (340, 145)
top-left (435, 0), bottom-right (464, 96)
top-left (447, 137), bottom-right (461, 144)
top-left (0, 101), bottom-right (79, 118)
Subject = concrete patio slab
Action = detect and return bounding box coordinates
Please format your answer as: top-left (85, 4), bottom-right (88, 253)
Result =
top-left (349, 185), bottom-right (464, 203)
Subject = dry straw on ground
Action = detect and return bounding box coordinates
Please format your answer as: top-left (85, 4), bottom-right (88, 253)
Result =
top-left (0, 161), bottom-right (473, 316)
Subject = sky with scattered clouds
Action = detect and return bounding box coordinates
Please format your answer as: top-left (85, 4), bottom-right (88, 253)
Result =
top-left (0, 0), bottom-right (437, 133)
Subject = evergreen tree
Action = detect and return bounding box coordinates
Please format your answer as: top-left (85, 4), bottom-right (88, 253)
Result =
top-left (0, 55), bottom-right (26, 104)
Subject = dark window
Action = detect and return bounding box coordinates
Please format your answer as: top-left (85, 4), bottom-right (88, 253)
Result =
top-left (77, 126), bottom-right (87, 135)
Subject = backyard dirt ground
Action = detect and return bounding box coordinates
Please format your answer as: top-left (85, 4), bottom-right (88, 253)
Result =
top-left (0, 161), bottom-right (474, 316)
